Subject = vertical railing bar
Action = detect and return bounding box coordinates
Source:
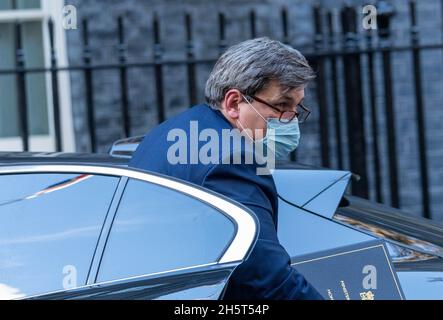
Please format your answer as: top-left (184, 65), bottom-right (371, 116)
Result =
top-left (118, 16), bottom-right (131, 138)
top-left (366, 29), bottom-right (383, 203)
top-left (82, 19), bottom-right (96, 152)
top-left (280, 6), bottom-right (299, 162)
top-left (280, 6), bottom-right (297, 162)
top-left (327, 10), bottom-right (344, 170)
top-left (441, 0), bottom-right (443, 44)
top-left (340, 5), bottom-right (369, 198)
top-left (313, 5), bottom-right (330, 168)
top-left (281, 7), bottom-right (289, 45)
top-left (153, 13), bottom-right (165, 124)
top-left (250, 10), bottom-right (256, 38)
top-left (14, 21), bottom-right (30, 152)
top-left (48, 18), bottom-right (63, 152)
top-left (379, 18), bottom-right (400, 208)
top-left (185, 12), bottom-right (197, 106)
top-left (218, 12), bottom-right (227, 55)
top-left (410, 0), bottom-right (432, 219)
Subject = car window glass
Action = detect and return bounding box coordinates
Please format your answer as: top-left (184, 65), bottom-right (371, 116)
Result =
top-left (97, 178), bottom-right (235, 282)
top-left (0, 173), bottom-right (119, 298)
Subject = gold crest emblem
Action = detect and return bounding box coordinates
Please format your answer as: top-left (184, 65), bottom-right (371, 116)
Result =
top-left (360, 291), bottom-right (375, 300)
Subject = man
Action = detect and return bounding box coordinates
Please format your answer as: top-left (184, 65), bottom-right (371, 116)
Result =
top-left (130, 37), bottom-right (323, 300)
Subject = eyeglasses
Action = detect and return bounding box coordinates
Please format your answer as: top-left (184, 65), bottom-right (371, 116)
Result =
top-left (244, 94), bottom-right (311, 124)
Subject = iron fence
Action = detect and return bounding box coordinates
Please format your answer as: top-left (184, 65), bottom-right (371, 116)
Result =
top-left (1, 0), bottom-right (442, 219)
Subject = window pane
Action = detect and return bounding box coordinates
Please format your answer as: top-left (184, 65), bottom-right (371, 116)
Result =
top-left (22, 21), bottom-right (49, 135)
top-left (0, 0), bottom-right (41, 10)
top-left (0, 24), bottom-right (17, 137)
top-left (17, 0), bottom-right (41, 9)
top-left (0, 173), bottom-right (119, 298)
top-left (97, 179), bottom-right (235, 282)
top-left (0, 1), bottom-right (11, 10)
top-left (0, 21), bottom-right (48, 138)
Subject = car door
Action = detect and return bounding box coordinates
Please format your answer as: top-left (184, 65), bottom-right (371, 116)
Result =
top-left (88, 175), bottom-right (258, 300)
top-left (0, 164), bottom-right (258, 300)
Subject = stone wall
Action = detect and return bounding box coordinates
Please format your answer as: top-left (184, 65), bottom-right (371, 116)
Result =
top-left (64, 0), bottom-right (443, 220)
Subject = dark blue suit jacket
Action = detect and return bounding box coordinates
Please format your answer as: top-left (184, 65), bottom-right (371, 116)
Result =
top-left (129, 104), bottom-right (323, 300)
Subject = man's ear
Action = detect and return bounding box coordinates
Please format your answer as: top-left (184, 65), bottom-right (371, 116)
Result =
top-left (223, 89), bottom-right (243, 120)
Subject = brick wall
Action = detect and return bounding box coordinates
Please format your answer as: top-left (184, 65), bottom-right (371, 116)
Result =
top-left (64, 0), bottom-right (443, 220)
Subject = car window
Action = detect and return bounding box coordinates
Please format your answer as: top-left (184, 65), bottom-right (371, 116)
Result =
top-left (97, 178), bottom-right (236, 282)
top-left (0, 173), bottom-right (119, 299)
top-left (278, 200), bottom-right (375, 258)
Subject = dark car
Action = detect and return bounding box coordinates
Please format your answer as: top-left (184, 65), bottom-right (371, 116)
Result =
top-left (0, 142), bottom-right (442, 299)
top-left (0, 154), bottom-right (258, 300)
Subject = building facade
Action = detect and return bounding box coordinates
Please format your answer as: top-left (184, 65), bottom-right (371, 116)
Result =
top-left (0, 0), bottom-right (442, 221)
top-left (0, 0), bottom-right (75, 151)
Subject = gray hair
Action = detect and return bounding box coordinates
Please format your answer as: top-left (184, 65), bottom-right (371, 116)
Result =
top-left (205, 37), bottom-right (315, 109)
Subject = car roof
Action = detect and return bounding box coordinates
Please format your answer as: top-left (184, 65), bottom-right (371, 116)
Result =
top-left (0, 152), bottom-right (128, 166)
top-left (0, 152), bottom-right (329, 170)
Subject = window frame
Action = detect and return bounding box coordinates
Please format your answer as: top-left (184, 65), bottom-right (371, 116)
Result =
top-left (0, 163), bottom-right (258, 298)
top-left (0, 0), bottom-right (75, 152)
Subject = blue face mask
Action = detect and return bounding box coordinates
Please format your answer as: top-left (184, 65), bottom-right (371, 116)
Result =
top-left (241, 95), bottom-right (301, 159)
top-left (262, 117), bottom-right (300, 159)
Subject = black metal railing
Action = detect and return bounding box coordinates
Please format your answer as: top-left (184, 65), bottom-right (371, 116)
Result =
top-left (1, 0), bottom-right (442, 220)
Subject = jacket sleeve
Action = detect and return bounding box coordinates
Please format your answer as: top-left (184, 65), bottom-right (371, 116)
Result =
top-left (202, 162), bottom-right (323, 300)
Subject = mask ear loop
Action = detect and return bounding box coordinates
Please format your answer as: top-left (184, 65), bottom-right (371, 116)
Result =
top-left (236, 118), bottom-right (255, 142)
top-left (242, 95), bottom-right (268, 124)
top-left (236, 95), bottom-right (256, 141)
top-left (240, 95), bottom-right (269, 142)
